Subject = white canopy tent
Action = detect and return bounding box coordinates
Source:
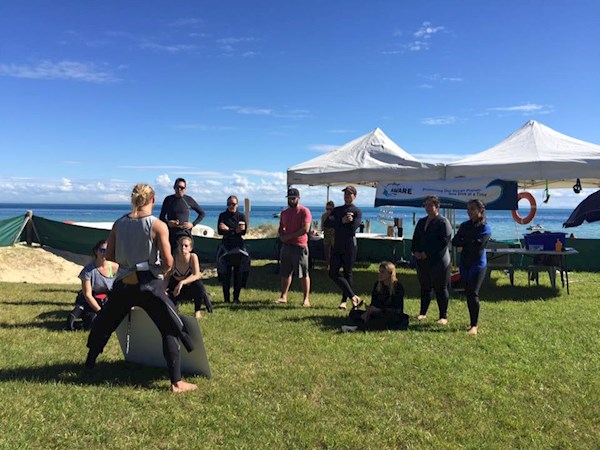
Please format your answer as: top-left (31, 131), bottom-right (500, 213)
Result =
top-left (287, 128), bottom-right (444, 187)
top-left (445, 120), bottom-right (600, 189)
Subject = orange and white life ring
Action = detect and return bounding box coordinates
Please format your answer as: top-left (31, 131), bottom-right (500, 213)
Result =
top-left (512, 192), bottom-right (537, 224)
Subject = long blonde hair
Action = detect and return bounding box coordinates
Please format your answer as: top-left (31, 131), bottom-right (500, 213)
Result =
top-left (376, 261), bottom-right (398, 296)
top-left (130, 183), bottom-right (155, 213)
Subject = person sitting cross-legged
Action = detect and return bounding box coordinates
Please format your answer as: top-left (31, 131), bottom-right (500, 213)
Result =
top-left (341, 261), bottom-right (409, 333)
top-left (165, 235), bottom-right (213, 319)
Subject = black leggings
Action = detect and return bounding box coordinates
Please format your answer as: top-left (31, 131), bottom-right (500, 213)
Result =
top-left (417, 259), bottom-right (451, 319)
top-left (348, 308), bottom-right (409, 331)
top-left (329, 244), bottom-right (358, 301)
top-left (221, 253), bottom-right (243, 302)
top-left (168, 278), bottom-right (212, 313)
top-left (66, 292), bottom-right (107, 331)
top-left (463, 267), bottom-right (487, 327)
top-left (87, 279), bottom-right (193, 384)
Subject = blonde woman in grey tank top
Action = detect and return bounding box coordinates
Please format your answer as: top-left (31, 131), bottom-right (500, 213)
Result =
top-left (86, 183), bottom-right (198, 393)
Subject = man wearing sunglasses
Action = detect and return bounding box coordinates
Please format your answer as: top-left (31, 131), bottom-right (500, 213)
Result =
top-left (159, 178), bottom-right (206, 252)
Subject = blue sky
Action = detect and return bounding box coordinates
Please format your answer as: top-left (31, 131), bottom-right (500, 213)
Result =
top-left (1, 0), bottom-right (599, 208)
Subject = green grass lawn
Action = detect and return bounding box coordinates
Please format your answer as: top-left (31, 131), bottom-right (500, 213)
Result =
top-left (0, 261), bottom-right (598, 449)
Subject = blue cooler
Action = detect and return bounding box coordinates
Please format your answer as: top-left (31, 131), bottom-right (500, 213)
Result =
top-left (524, 232), bottom-right (567, 251)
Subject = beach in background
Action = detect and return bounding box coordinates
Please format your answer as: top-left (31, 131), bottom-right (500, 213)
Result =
top-left (2, 202), bottom-right (599, 241)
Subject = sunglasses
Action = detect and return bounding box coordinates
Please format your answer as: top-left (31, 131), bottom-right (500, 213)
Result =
top-left (227, 202), bottom-right (238, 206)
top-left (98, 248), bottom-right (107, 253)
top-left (326, 208), bottom-right (333, 211)
top-left (175, 185), bottom-right (186, 190)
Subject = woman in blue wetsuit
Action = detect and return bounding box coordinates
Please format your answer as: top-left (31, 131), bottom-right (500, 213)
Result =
top-left (165, 235), bottom-right (212, 319)
top-left (66, 240), bottom-right (118, 331)
top-left (451, 199), bottom-right (492, 335)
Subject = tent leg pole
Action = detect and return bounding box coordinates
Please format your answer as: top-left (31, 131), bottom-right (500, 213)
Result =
top-left (326, 186), bottom-right (330, 202)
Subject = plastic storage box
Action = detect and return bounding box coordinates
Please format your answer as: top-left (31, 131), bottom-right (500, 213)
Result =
top-left (524, 232), bottom-right (567, 251)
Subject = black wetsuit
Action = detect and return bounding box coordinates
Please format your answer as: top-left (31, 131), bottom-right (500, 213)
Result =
top-left (159, 194), bottom-right (205, 249)
top-left (324, 204), bottom-right (362, 301)
top-left (86, 215), bottom-right (193, 384)
top-left (217, 210), bottom-right (248, 303)
top-left (349, 281), bottom-right (409, 331)
top-left (412, 215), bottom-right (452, 320)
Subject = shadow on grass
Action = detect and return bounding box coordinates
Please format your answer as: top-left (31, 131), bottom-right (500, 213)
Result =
top-left (0, 361), bottom-right (169, 389)
top-left (284, 314), bottom-right (456, 333)
top-left (481, 282), bottom-right (560, 302)
top-left (0, 310), bottom-right (69, 331)
top-left (0, 299), bottom-right (68, 307)
top-left (40, 288), bottom-right (79, 294)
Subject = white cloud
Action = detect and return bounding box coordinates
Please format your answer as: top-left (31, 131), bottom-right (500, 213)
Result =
top-left (217, 37), bottom-right (259, 45)
top-left (59, 178), bottom-right (73, 191)
top-left (169, 18), bottom-right (202, 27)
top-left (173, 123), bottom-right (234, 131)
top-left (140, 42), bottom-right (196, 53)
top-left (221, 105), bottom-right (310, 119)
top-left (418, 83), bottom-right (433, 89)
top-left (489, 103), bottom-right (554, 115)
top-left (309, 144), bottom-right (339, 153)
top-left (414, 22), bottom-right (445, 39)
top-left (117, 165), bottom-right (188, 170)
top-left (421, 116), bottom-right (457, 126)
top-left (328, 129), bottom-right (355, 134)
top-left (0, 60), bottom-right (119, 83)
top-left (156, 174), bottom-right (172, 188)
top-left (221, 105), bottom-right (273, 115)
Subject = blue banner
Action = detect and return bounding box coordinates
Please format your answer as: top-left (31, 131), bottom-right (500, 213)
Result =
top-left (375, 178), bottom-right (518, 210)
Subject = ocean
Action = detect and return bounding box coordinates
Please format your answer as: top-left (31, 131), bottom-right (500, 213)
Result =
top-left (1, 203), bottom-right (598, 241)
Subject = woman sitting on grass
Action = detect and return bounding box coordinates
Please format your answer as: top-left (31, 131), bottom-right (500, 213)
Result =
top-left (66, 239), bottom-right (118, 331)
top-left (341, 261), bottom-right (409, 332)
top-left (165, 235), bottom-right (213, 319)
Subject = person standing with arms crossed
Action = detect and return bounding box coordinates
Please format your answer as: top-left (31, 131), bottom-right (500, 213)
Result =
top-left (159, 177), bottom-right (206, 253)
top-left (275, 188), bottom-right (312, 307)
top-left (86, 183), bottom-right (197, 393)
top-left (325, 186), bottom-right (362, 310)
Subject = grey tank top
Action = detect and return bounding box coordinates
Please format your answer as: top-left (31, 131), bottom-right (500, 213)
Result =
top-left (113, 214), bottom-right (162, 281)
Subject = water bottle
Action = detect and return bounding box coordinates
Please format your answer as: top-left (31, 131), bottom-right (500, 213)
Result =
top-left (554, 239), bottom-right (563, 252)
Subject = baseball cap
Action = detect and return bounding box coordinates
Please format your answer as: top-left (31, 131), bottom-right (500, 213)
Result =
top-left (286, 188), bottom-right (300, 198)
top-left (342, 186), bottom-right (357, 195)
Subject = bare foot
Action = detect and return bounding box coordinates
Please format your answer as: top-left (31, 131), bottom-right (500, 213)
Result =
top-left (302, 300), bottom-right (311, 307)
top-left (417, 314), bottom-right (427, 321)
top-left (171, 380), bottom-right (197, 393)
top-left (194, 311), bottom-right (202, 319)
top-left (437, 318), bottom-right (448, 325)
top-left (274, 298), bottom-right (287, 304)
top-left (338, 302), bottom-right (347, 310)
top-left (351, 295), bottom-right (362, 308)
top-left (467, 326), bottom-right (478, 335)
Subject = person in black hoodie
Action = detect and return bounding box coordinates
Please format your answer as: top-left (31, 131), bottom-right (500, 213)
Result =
top-left (451, 199), bottom-right (492, 335)
top-left (216, 195), bottom-right (249, 304)
top-left (412, 195), bottom-right (452, 325)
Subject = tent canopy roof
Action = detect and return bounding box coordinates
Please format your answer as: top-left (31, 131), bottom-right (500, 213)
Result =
top-left (446, 120), bottom-right (600, 188)
top-left (287, 128), bottom-right (444, 187)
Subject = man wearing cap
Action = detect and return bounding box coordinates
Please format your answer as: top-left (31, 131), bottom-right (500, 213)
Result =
top-left (275, 188), bottom-right (312, 307)
top-left (324, 186), bottom-right (363, 310)
top-left (159, 178), bottom-right (206, 252)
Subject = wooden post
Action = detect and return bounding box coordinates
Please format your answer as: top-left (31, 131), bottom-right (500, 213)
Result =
top-left (25, 210), bottom-right (34, 245)
top-left (244, 198), bottom-right (251, 228)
